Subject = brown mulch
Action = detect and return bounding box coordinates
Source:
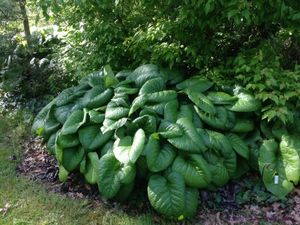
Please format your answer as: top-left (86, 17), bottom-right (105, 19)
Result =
top-left (16, 137), bottom-right (300, 225)
top-left (16, 137), bottom-right (101, 200)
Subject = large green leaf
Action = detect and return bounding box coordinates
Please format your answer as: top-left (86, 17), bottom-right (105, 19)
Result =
top-left (54, 104), bottom-right (74, 124)
top-left (97, 154), bottom-right (136, 198)
top-left (43, 107), bottom-right (61, 139)
top-left (56, 133), bottom-right (80, 148)
top-left (129, 64), bottom-right (163, 87)
top-left (31, 98), bottom-right (56, 134)
top-left (84, 152), bottom-right (100, 184)
top-left (146, 90), bottom-right (177, 103)
top-left (78, 125), bottom-right (113, 151)
top-left (226, 133), bottom-right (249, 159)
top-left (228, 90), bottom-right (261, 112)
top-left (164, 100), bottom-right (178, 123)
top-left (55, 87), bottom-right (77, 107)
top-left (62, 146), bottom-right (85, 172)
top-left (207, 91), bottom-right (237, 105)
top-left (231, 118), bottom-right (254, 133)
top-left (167, 117), bottom-right (207, 152)
top-left (103, 64), bottom-right (119, 88)
top-left (89, 110), bottom-right (105, 124)
top-left (115, 85), bottom-right (138, 95)
top-left (195, 106), bottom-right (228, 130)
top-left (105, 94), bottom-right (130, 120)
top-left (103, 118), bottom-right (128, 133)
top-left (47, 132), bottom-right (57, 155)
top-left (113, 129), bottom-right (145, 164)
top-left (176, 76), bottom-right (213, 93)
top-left (86, 88), bottom-right (113, 109)
top-left (183, 188), bottom-right (199, 218)
top-left (145, 134), bottom-right (176, 172)
top-left (172, 154), bottom-right (211, 188)
top-left (206, 130), bottom-right (237, 177)
top-left (129, 115), bottom-right (157, 134)
top-left (128, 95), bottom-right (147, 116)
top-left (61, 109), bottom-right (87, 135)
top-left (280, 135), bottom-right (300, 183)
top-left (258, 138), bottom-right (300, 198)
top-left (158, 121), bottom-right (183, 138)
top-left (139, 77), bottom-right (165, 95)
top-left (147, 172), bottom-right (185, 217)
top-left (186, 91), bottom-right (216, 115)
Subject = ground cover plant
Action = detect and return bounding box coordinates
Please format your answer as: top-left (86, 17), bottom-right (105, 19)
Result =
top-left (32, 64), bottom-right (300, 219)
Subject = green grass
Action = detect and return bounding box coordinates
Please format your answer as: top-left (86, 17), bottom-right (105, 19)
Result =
top-left (0, 113), bottom-right (168, 225)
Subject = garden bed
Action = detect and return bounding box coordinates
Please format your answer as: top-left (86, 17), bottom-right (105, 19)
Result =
top-left (16, 136), bottom-right (300, 225)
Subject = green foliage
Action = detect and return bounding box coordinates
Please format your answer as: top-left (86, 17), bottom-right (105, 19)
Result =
top-left (32, 64), bottom-right (300, 218)
top-left (30, 0), bottom-right (299, 76)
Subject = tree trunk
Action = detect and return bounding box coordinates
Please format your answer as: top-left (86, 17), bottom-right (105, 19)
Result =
top-left (19, 0), bottom-right (31, 46)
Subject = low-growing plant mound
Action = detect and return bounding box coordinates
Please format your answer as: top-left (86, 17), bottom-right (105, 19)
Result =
top-left (32, 64), bottom-right (300, 219)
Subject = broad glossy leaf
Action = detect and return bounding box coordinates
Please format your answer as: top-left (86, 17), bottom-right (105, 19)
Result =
top-left (113, 129), bottom-right (145, 164)
top-left (231, 118), bottom-right (254, 133)
top-left (228, 91), bottom-right (261, 112)
top-left (103, 118), bottom-right (128, 133)
top-left (206, 130), bottom-right (236, 177)
top-left (99, 140), bottom-right (114, 156)
top-left (130, 115), bottom-right (157, 134)
top-left (31, 98), bottom-right (56, 134)
top-left (195, 106), bottom-right (228, 130)
top-left (58, 165), bottom-right (69, 182)
top-left (105, 94), bottom-right (129, 120)
top-left (186, 91), bottom-right (216, 115)
top-left (62, 146), bottom-right (85, 172)
top-left (172, 154), bottom-right (211, 188)
top-left (115, 70), bottom-right (133, 80)
top-left (103, 65), bottom-right (119, 88)
top-left (129, 64), bottom-right (162, 87)
top-left (139, 77), bottom-right (165, 95)
top-left (207, 91), bottom-right (237, 105)
top-left (148, 172), bottom-right (185, 217)
top-left (78, 125), bottom-right (113, 151)
top-left (176, 76), bottom-right (213, 92)
top-left (258, 139), bottom-right (299, 198)
top-left (55, 87), bottom-right (77, 106)
top-left (61, 109), bottom-right (87, 135)
top-left (177, 104), bottom-right (193, 121)
top-left (97, 154), bottom-right (136, 198)
top-left (226, 133), bottom-right (249, 159)
top-left (86, 88), bottom-right (113, 109)
top-left (145, 134), bottom-right (176, 172)
top-left (164, 100), bottom-right (178, 123)
top-left (84, 152), bottom-right (100, 184)
top-left (56, 133), bottom-right (80, 148)
top-left (89, 110), bottom-right (105, 124)
top-left (128, 95), bottom-right (147, 116)
top-left (168, 117), bottom-right (207, 152)
top-left (47, 132), bottom-right (57, 155)
top-left (43, 107), bottom-right (61, 139)
top-left (114, 86), bottom-right (138, 95)
top-left (158, 121), bottom-right (183, 138)
top-left (183, 188), bottom-right (199, 218)
top-left (280, 135), bottom-right (300, 184)
top-left (146, 90), bottom-right (177, 103)
top-left (54, 104), bottom-right (74, 124)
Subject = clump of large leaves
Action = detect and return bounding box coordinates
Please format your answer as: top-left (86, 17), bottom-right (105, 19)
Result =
top-left (32, 64), bottom-right (300, 219)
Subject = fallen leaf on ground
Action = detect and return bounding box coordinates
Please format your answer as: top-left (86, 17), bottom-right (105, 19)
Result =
top-left (0, 203), bottom-right (11, 215)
